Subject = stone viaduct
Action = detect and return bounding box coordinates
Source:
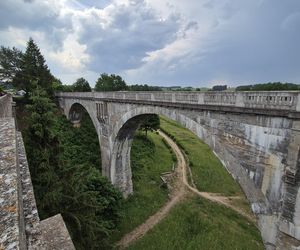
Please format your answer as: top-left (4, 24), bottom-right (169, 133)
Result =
top-left (56, 90), bottom-right (300, 249)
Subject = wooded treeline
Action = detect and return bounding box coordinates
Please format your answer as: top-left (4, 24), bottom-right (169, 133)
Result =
top-left (235, 82), bottom-right (300, 91)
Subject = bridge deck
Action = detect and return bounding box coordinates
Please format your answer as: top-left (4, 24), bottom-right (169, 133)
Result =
top-left (56, 91), bottom-right (300, 118)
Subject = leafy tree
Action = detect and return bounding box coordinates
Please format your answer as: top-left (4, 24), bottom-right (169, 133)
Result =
top-left (129, 84), bottom-right (161, 91)
top-left (139, 114), bottom-right (160, 136)
top-left (212, 85), bottom-right (227, 91)
top-left (72, 77), bottom-right (91, 92)
top-left (95, 73), bottom-right (128, 91)
top-left (0, 46), bottom-right (23, 83)
top-left (52, 113), bottom-right (123, 249)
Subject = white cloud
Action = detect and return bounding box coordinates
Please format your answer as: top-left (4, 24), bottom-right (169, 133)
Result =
top-left (0, 0), bottom-right (299, 86)
top-left (48, 34), bottom-right (90, 72)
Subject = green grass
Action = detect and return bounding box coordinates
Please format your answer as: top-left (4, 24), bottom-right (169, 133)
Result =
top-left (160, 116), bottom-right (242, 196)
top-left (111, 131), bottom-right (175, 242)
top-left (128, 196), bottom-right (264, 250)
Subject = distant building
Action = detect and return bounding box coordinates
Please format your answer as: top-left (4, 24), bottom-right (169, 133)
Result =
top-left (16, 90), bottom-right (26, 96)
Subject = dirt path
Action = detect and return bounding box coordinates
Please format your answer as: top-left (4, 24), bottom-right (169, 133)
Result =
top-left (159, 131), bottom-right (256, 223)
top-left (116, 131), bottom-right (255, 249)
top-left (115, 131), bottom-right (186, 249)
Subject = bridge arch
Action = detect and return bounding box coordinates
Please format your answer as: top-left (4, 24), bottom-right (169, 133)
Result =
top-left (110, 105), bottom-right (267, 210)
top-left (64, 101), bottom-right (99, 133)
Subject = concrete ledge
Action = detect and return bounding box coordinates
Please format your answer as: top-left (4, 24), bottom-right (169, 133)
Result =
top-left (38, 214), bottom-right (75, 250)
top-left (0, 118), bottom-right (26, 250)
top-left (0, 95), bottom-right (13, 118)
top-left (0, 96), bottom-right (75, 250)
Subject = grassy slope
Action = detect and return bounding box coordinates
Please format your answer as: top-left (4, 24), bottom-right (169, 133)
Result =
top-left (128, 196), bottom-right (264, 250)
top-left (160, 116), bottom-right (242, 196)
top-left (111, 132), bottom-right (175, 242)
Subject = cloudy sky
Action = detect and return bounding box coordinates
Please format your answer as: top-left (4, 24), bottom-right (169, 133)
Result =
top-left (0, 0), bottom-right (299, 87)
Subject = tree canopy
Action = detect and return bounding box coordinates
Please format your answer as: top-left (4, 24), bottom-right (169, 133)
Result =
top-left (212, 85), bottom-right (227, 91)
top-left (0, 38), bottom-right (55, 96)
top-left (0, 46), bottom-right (23, 83)
top-left (139, 114), bottom-right (160, 136)
top-left (95, 73), bottom-right (128, 91)
top-left (128, 84), bottom-right (161, 91)
top-left (236, 82), bottom-right (300, 91)
top-left (72, 77), bottom-right (91, 92)
top-left (17, 38), bottom-right (54, 95)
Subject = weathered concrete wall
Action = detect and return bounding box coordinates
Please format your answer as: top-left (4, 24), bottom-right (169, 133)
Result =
top-left (56, 91), bottom-right (300, 249)
top-left (0, 95), bottom-right (75, 250)
top-left (0, 94), bottom-right (13, 117)
top-left (0, 117), bottom-right (27, 250)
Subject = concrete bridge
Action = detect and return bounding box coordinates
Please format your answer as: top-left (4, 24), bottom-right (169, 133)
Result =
top-left (56, 90), bottom-right (300, 249)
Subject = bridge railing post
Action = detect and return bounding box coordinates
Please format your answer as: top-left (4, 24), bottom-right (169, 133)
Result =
top-left (198, 92), bottom-right (204, 105)
top-left (296, 93), bottom-right (300, 112)
top-left (235, 92), bottom-right (245, 107)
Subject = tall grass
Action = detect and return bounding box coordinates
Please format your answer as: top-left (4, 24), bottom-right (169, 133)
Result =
top-left (160, 116), bottom-right (242, 196)
top-left (111, 132), bottom-right (175, 242)
top-left (128, 196), bottom-right (264, 250)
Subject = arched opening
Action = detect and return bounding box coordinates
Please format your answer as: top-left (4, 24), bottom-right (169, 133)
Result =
top-left (110, 114), bottom-right (157, 195)
top-left (112, 112), bottom-right (265, 249)
top-left (68, 102), bottom-right (102, 171)
top-left (110, 106), bottom-right (268, 208)
top-left (69, 103), bottom-right (87, 127)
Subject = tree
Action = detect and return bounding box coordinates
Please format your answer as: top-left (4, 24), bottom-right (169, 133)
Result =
top-left (236, 82), bottom-right (300, 91)
top-left (139, 114), bottom-right (160, 136)
top-left (25, 88), bottom-right (123, 249)
top-left (95, 73), bottom-right (128, 91)
top-left (14, 38), bottom-right (54, 96)
top-left (129, 84), bottom-right (161, 91)
top-left (0, 46), bottom-right (23, 83)
top-left (72, 77), bottom-right (91, 92)
top-left (212, 85), bottom-right (227, 91)
top-left (25, 85), bottom-right (61, 213)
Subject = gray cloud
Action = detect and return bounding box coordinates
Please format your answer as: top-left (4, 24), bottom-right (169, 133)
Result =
top-left (77, 1), bottom-right (181, 72)
top-left (124, 0), bottom-right (300, 86)
top-left (0, 0), bottom-right (299, 86)
top-left (0, 0), bottom-right (73, 50)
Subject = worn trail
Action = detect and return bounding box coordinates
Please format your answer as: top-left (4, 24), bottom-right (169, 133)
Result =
top-left (116, 131), bottom-right (255, 249)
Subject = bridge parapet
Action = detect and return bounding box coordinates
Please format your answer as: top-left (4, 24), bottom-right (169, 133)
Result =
top-left (0, 95), bottom-right (75, 249)
top-left (0, 94), bottom-right (13, 117)
top-left (56, 91), bottom-right (300, 112)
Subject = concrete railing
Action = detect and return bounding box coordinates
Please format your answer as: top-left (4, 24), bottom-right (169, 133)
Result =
top-left (56, 91), bottom-right (300, 112)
